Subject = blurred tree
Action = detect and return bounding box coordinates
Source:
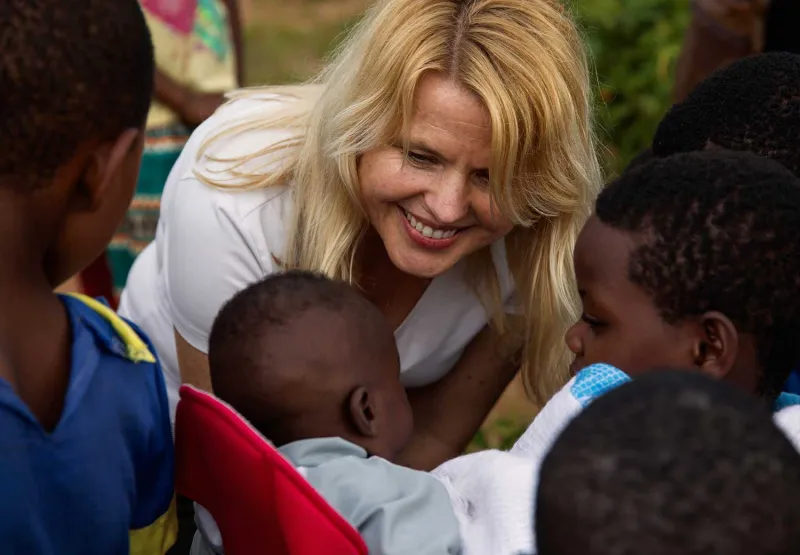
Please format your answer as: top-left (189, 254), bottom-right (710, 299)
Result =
top-left (573, 0), bottom-right (690, 175)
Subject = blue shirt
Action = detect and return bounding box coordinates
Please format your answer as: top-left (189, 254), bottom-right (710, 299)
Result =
top-left (784, 371), bottom-right (800, 396)
top-left (0, 294), bottom-right (176, 554)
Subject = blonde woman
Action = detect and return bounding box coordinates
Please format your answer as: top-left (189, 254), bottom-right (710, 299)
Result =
top-left (120, 0), bottom-right (602, 471)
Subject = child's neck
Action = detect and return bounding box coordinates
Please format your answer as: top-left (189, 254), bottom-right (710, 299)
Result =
top-left (0, 197), bottom-right (72, 431)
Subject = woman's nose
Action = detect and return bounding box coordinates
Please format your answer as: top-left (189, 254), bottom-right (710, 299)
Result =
top-left (425, 171), bottom-right (470, 224)
top-left (565, 321), bottom-right (583, 356)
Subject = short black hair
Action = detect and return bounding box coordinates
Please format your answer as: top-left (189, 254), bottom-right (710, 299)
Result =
top-left (209, 271), bottom-right (397, 439)
top-left (764, 0), bottom-right (800, 54)
top-left (0, 0), bottom-right (154, 188)
top-left (625, 147), bottom-right (654, 171)
top-left (536, 369), bottom-right (800, 555)
top-left (652, 53), bottom-right (800, 176)
top-left (595, 150), bottom-right (800, 400)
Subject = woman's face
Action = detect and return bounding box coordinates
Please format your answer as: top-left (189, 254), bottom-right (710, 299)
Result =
top-left (358, 72), bottom-right (514, 278)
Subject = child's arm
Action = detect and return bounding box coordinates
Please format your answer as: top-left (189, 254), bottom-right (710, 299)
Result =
top-left (154, 69), bottom-right (226, 127)
top-left (306, 456), bottom-right (463, 555)
top-left (223, 0), bottom-right (245, 86)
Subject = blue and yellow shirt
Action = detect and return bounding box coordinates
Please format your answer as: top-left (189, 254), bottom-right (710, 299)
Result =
top-left (0, 294), bottom-right (176, 554)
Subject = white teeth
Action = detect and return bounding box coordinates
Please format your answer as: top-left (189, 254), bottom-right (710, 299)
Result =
top-left (403, 209), bottom-right (458, 239)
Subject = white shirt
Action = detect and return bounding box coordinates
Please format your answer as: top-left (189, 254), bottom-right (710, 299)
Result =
top-left (119, 94), bottom-right (515, 421)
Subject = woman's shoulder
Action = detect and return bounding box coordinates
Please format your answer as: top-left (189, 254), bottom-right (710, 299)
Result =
top-left (156, 94), bottom-right (301, 275)
top-left (165, 93), bottom-right (301, 227)
top-left (187, 91), bottom-right (301, 178)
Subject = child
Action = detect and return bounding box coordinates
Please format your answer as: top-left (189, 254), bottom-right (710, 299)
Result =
top-left (192, 271), bottom-right (462, 555)
top-left (536, 370), bottom-right (800, 555)
top-left (654, 52), bottom-right (800, 177)
top-left (652, 52), bottom-right (800, 394)
top-left (566, 149), bottom-right (800, 406)
top-left (0, 1), bottom-right (175, 554)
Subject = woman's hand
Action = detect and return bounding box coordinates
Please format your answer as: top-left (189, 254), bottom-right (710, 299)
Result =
top-left (396, 326), bottom-right (521, 471)
top-left (174, 329), bottom-right (213, 393)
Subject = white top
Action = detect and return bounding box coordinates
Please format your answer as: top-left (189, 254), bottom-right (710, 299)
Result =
top-left (119, 94), bottom-right (516, 421)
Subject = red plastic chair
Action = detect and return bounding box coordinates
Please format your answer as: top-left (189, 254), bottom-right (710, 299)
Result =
top-left (174, 385), bottom-right (368, 555)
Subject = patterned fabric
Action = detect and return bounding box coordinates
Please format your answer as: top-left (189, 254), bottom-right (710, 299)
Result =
top-left (774, 392), bottom-right (800, 412)
top-left (140, 0), bottom-right (237, 128)
top-left (108, 124), bottom-right (190, 292)
top-left (570, 363), bottom-right (800, 413)
top-left (104, 1), bottom-right (237, 292)
top-left (194, 0), bottom-right (231, 61)
top-left (570, 363), bottom-right (632, 407)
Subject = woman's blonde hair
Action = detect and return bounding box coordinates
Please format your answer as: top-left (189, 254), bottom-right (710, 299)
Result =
top-left (200, 0), bottom-right (602, 404)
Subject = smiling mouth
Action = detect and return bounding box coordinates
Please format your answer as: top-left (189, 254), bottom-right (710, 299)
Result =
top-left (400, 208), bottom-right (460, 239)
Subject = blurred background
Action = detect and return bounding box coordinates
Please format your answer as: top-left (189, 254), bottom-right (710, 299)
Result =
top-left (239, 0), bottom-right (690, 447)
top-left (241, 0), bottom-right (688, 175)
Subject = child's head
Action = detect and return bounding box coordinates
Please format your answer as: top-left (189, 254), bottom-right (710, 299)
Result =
top-left (536, 369), bottom-right (800, 555)
top-left (209, 271), bottom-right (413, 461)
top-left (566, 150), bottom-right (800, 401)
top-left (0, 0), bottom-right (154, 286)
top-left (653, 52), bottom-right (800, 176)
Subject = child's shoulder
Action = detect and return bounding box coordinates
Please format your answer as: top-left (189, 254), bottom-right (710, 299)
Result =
top-left (61, 294), bottom-right (176, 544)
top-left (62, 294), bottom-right (160, 369)
top-left (0, 296), bottom-right (176, 553)
top-left (60, 293), bottom-right (170, 422)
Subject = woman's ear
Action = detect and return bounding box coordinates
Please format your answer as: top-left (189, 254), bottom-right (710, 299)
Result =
top-left (347, 386), bottom-right (378, 438)
top-left (692, 311), bottom-right (738, 379)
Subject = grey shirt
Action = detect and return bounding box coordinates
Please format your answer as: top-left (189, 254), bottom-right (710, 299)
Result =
top-left (192, 437), bottom-right (463, 555)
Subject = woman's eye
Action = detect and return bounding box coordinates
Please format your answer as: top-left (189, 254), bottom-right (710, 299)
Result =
top-left (406, 151), bottom-right (436, 167)
top-left (473, 171), bottom-right (490, 188)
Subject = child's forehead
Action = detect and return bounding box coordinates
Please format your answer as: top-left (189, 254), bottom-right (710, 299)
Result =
top-left (575, 217), bottom-right (638, 283)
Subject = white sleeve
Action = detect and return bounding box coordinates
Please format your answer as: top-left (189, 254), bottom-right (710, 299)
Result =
top-left (165, 176), bottom-right (275, 354)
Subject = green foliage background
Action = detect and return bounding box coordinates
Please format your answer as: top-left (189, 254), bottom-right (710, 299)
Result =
top-left (574, 0), bottom-right (690, 174)
top-left (246, 0), bottom-right (692, 176)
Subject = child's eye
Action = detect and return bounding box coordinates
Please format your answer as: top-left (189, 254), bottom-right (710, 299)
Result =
top-left (581, 314), bottom-right (606, 329)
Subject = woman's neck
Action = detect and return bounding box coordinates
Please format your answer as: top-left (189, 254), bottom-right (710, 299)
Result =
top-left (356, 228), bottom-right (431, 331)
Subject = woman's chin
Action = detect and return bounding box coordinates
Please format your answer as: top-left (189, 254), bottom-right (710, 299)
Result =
top-left (385, 245), bottom-right (462, 279)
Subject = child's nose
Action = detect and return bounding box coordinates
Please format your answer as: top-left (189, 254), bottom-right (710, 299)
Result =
top-left (565, 322), bottom-right (583, 356)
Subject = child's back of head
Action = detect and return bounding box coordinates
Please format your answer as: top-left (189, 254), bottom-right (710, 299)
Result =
top-left (567, 150), bottom-right (800, 403)
top-left (209, 271), bottom-right (413, 461)
top-left (652, 52), bottom-right (800, 176)
top-left (536, 370), bottom-right (800, 555)
top-left (0, 0), bottom-right (154, 285)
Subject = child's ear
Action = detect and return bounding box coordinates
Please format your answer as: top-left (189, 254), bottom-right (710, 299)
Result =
top-left (692, 311), bottom-right (738, 379)
top-left (80, 128), bottom-right (142, 210)
top-left (347, 386), bottom-right (379, 438)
